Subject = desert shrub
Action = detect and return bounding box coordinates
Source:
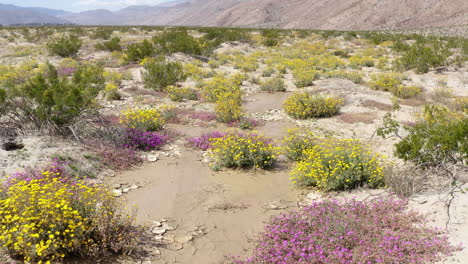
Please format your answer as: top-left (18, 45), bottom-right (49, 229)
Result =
top-left (90, 28), bottom-right (113, 40)
top-left (105, 83), bottom-right (122, 100)
top-left (91, 143), bottom-right (142, 171)
top-left (323, 70), bottom-right (363, 84)
top-left (233, 54), bottom-right (258, 72)
top-left (124, 128), bottom-right (170, 151)
top-left (47, 34), bottom-right (82, 57)
top-left (153, 29), bottom-right (201, 55)
top-left (431, 87), bottom-right (454, 104)
top-left (395, 39), bottom-right (451, 73)
top-left (391, 85), bottom-right (422, 99)
top-left (282, 128), bottom-right (317, 161)
top-left (187, 131), bottom-right (227, 151)
top-left (395, 105), bottom-right (467, 165)
top-left (120, 108), bottom-right (165, 132)
top-left (261, 67), bottom-right (275, 77)
top-left (283, 92), bottom-right (343, 119)
top-left (260, 77), bottom-right (286, 92)
top-left (349, 55), bottom-right (375, 68)
top-left (234, 197), bottom-right (460, 264)
top-left (142, 59), bottom-right (185, 91)
top-left (228, 117), bottom-right (260, 130)
top-left (0, 173), bottom-right (139, 262)
top-left (215, 93), bottom-right (244, 123)
top-left (290, 138), bottom-right (385, 191)
top-left (200, 74), bottom-right (243, 103)
top-left (453, 97), bottom-right (468, 114)
top-left (292, 68), bottom-right (318, 88)
top-left (201, 28), bottom-right (251, 53)
top-left (125, 39), bottom-right (154, 63)
top-left (165, 85), bottom-right (198, 102)
top-left (368, 72), bottom-right (402, 92)
top-left (95, 37), bottom-right (122, 52)
top-left (9, 63), bottom-right (103, 129)
top-left (261, 29), bottom-right (280, 47)
top-left (210, 131), bottom-right (278, 169)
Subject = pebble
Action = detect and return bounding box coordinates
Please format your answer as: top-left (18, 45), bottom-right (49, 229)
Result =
top-left (112, 189), bottom-right (123, 197)
top-left (147, 154), bottom-right (159, 162)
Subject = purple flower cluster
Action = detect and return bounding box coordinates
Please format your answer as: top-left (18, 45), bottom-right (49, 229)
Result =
top-left (125, 128), bottom-right (170, 151)
top-left (234, 197), bottom-right (461, 264)
top-left (187, 131), bottom-right (226, 150)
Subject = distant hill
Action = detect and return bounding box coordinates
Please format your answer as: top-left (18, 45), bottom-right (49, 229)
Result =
top-left (1, 0), bottom-right (467, 31)
top-left (0, 4), bottom-right (70, 25)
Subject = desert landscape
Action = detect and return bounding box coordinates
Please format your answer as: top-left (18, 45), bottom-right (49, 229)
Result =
top-left (0, 19), bottom-right (467, 264)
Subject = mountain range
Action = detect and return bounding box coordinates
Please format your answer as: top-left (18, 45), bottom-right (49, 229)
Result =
top-left (0, 0), bottom-right (467, 30)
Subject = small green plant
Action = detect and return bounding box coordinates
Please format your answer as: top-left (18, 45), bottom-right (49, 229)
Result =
top-left (47, 34), bottom-right (82, 57)
top-left (283, 92), bottom-right (343, 119)
top-left (165, 85), bottom-right (198, 102)
top-left (395, 39), bottom-right (451, 73)
top-left (260, 77), bottom-right (286, 92)
top-left (290, 138), bottom-right (385, 191)
top-left (142, 59), bottom-right (185, 91)
top-left (391, 85), bottom-right (422, 99)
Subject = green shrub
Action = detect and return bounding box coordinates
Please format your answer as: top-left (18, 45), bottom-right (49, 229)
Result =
top-left (142, 59), bottom-right (186, 91)
top-left (153, 29), bottom-right (201, 55)
top-left (90, 28), bottom-right (113, 39)
top-left (125, 39), bottom-right (154, 63)
top-left (210, 131), bottom-right (279, 169)
top-left (395, 39), bottom-right (452, 73)
top-left (95, 37), bottom-right (122, 52)
top-left (290, 138), bottom-right (385, 191)
top-left (260, 77), bottom-right (286, 92)
top-left (283, 92), bottom-right (343, 119)
top-left (47, 35), bottom-right (82, 57)
top-left (11, 63), bottom-right (104, 129)
top-left (395, 105), bottom-right (467, 165)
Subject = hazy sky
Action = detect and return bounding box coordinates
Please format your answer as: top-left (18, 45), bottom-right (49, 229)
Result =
top-left (0, 0), bottom-right (170, 12)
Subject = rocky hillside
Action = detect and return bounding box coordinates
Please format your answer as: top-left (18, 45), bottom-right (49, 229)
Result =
top-left (2, 0), bottom-right (467, 30)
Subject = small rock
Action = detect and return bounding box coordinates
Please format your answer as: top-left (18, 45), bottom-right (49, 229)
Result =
top-left (122, 188), bottom-right (130, 193)
top-left (110, 183), bottom-right (121, 189)
top-left (153, 221), bottom-right (162, 227)
top-left (306, 192), bottom-right (322, 201)
top-left (129, 184), bottom-right (139, 190)
top-left (162, 223), bottom-right (177, 231)
top-left (166, 242), bottom-right (183, 251)
top-left (152, 227), bottom-right (166, 235)
top-left (147, 154), bottom-right (159, 162)
top-left (112, 189), bottom-right (123, 197)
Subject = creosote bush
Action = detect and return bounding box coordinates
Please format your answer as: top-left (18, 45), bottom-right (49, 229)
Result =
top-left (210, 131), bottom-right (279, 169)
top-left (47, 34), bottom-right (82, 57)
top-left (153, 29), bottom-right (201, 55)
top-left (142, 59), bottom-right (185, 91)
top-left (95, 37), bottom-right (122, 52)
top-left (125, 39), bottom-right (154, 63)
top-left (234, 197), bottom-right (461, 264)
top-left (283, 92), bottom-right (343, 119)
top-left (0, 172), bottom-right (140, 263)
top-left (290, 138), bottom-right (385, 191)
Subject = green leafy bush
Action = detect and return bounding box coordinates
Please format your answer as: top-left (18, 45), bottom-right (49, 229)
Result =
top-left (165, 85), bottom-right (198, 102)
top-left (142, 59), bottom-right (186, 91)
top-left (10, 63), bottom-right (104, 130)
top-left (125, 39), bottom-right (154, 63)
top-left (282, 128), bottom-right (317, 161)
top-left (290, 138), bottom-right (385, 191)
top-left (90, 28), bottom-right (113, 39)
top-left (153, 29), bottom-right (201, 55)
top-left (395, 39), bottom-right (452, 73)
top-left (260, 77), bottom-right (286, 92)
top-left (95, 37), bottom-right (122, 52)
top-left (283, 92), bottom-right (343, 119)
top-left (395, 105), bottom-right (467, 165)
top-left (47, 35), bottom-right (82, 57)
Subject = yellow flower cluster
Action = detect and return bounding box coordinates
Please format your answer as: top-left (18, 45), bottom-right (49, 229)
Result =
top-left (349, 55), bottom-right (375, 69)
top-left (323, 70), bottom-right (363, 84)
top-left (210, 131), bottom-right (280, 169)
top-left (453, 97), bottom-right (468, 114)
top-left (290, 138), bottom-right (385, 191)
top-left (415, 104), bottom-right (465, 126)
top-left (0, 60), bottom-right (41, 86)
top-left (120, 108), bottom-right (165, 131)
top-left (183, 62), bottom-right (210, 81)
top-left (0, 173), bottom-right (113, 262)
top-left (368, 72), bottom-right (402, 92)
top-left (391, 85), bottom-right (422, 99)
top-left (165, 85), bottom-right (198, 102)
top-left (283, 92), bottom-right (343, 119)
top-left (232, 54), bottom-right (259, 72)
top-left (282, 128), bottom-right (317, 161)
top-left (215, 93), bottom-right (244, 123)
top-left (200, 74), bottom-right (243, 103)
